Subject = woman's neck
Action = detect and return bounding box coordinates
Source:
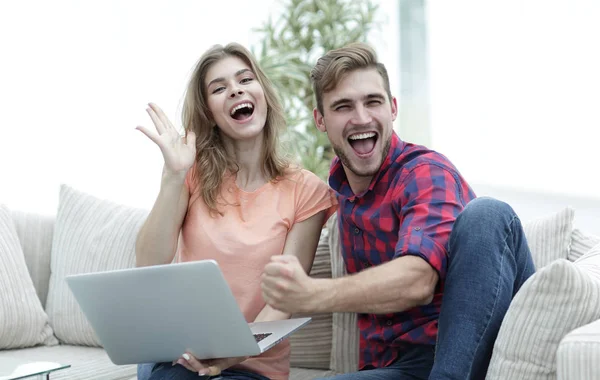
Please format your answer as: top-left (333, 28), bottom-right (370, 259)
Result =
top-left (222, 133), bottom-right (267, 192)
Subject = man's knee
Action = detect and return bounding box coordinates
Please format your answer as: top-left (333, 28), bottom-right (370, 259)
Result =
top-left (455, 197), bottom-right (516, 230)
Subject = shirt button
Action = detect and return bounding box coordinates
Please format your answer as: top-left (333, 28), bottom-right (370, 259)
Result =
top-left (414, 226), bottom-right (421, 231)
top-left (354, 227), bottom-right (361, 235)
top-left (386, 320), bottom-right (393, 326)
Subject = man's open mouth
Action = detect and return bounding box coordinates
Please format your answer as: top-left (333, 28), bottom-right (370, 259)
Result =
top-left (348, 132), bottom-right (378, 155)
top-left (230, 102), bottom-right (255, 121)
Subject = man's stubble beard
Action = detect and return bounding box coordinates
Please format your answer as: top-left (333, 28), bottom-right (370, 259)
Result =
top-left (331, 136), bottom-right (391, 178)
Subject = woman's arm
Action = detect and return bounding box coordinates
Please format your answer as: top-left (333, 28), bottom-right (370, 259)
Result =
top-left (134, 102), bottom-right (196, 267)
top-left (254, 210), bottom-right (327, 322)
top-left (135, 170), bottom-right (189, 267)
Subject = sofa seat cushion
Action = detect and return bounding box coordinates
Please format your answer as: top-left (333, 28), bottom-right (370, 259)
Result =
top-left (0, 345), bottom-right (335, 380)
top-left (0, 345), bottom-right (136, 380)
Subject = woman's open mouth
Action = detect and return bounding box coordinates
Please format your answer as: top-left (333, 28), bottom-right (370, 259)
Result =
top-left (230, 102), bottom-right (255, 122)
top-left (348, 132), bottom-right (378, 156)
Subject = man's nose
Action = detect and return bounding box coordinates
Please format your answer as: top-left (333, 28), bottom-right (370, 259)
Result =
top-left (351, 105), bottom-right (372, 125)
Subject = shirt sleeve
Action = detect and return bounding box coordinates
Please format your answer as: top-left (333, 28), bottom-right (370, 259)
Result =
top-left (294, 170), bottom-right (338, 225)
top-left (393, 163), bottom-right (468, 282)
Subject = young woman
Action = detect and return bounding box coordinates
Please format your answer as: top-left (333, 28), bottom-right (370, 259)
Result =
top-left (135, 43), bottom-right (336, 380)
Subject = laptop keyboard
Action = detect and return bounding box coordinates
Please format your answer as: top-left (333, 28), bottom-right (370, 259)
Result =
top-left (253, 333), bottom-right (272, 343)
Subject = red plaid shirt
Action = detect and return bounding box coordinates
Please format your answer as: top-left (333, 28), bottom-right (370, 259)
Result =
top-left (329, 132), bottom-right (476, 369)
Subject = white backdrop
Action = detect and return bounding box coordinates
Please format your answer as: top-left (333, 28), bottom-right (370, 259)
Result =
top-left (428, 0), bottom-right (600, 200)
top-left (0, 0), bottom-right (400, 215)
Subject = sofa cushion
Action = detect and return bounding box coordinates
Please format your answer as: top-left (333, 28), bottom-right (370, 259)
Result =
top-left (569, 228), bottom-right (600, 262)
top-left (289, 225), bottom-right (333, 369)
top-left (11, 210), bottom-right (55, 306)
top-left (0, 345), bottom-right (136, 380)
top-left (486, 243), bottom-right (600, 379)
top-left (327, 215), bottom-right (359, 374)
top-left (557, 318), bottom-right (600, 380)
top-left (45, 185), bottom-right (148, 346)
top-left (0, 204), bottom-right (57, 349)
top-left (522, 207), bottom-right (574, 268)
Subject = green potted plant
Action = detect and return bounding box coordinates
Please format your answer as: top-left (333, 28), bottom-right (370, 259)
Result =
top-left (253, 0), bottom-right (379, 180)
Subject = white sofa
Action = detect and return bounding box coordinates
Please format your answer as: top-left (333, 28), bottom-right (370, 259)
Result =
top-left (1, 184), bottom-right (600, 380)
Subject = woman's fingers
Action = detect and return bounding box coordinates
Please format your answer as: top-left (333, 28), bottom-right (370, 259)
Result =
top-left (135, 126), bottom-right (162, 146)
top-left (181, 353), bottom-right (214, 376)
top-left (146, 106), bottom-right (166, 135)
top-left (148, 103), bottom-right (177, 133)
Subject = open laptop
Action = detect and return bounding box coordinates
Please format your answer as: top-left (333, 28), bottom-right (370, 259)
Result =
top-left (65, 260), bottom-right (311, 365)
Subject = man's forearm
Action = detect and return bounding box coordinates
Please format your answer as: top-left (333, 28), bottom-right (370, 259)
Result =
top-left (313, 255), bottom-right (438, 314)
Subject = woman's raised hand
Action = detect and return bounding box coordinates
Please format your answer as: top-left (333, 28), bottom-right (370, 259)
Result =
top-left (136, 103), bottom-right (196, 177)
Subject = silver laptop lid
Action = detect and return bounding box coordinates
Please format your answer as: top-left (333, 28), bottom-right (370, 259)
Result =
top-left (66, 260), bottom-right (262, 364)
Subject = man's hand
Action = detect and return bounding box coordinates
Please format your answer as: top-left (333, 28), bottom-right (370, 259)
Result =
top-left (261, 255), bottom-right (323, 314)
top-left (175, 352), bottom-right (247, 376)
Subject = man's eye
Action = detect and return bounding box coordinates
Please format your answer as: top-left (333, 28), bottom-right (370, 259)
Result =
top-left (335, 105), bottom-right (349, 111)
top-left (368, 100), bottom-right (382, 106)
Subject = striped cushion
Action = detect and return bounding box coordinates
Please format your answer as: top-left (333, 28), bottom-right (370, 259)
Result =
top-left (486, 243), bottom-right (600, 379)
top-left (10, 210), bottom-right (55, 307)
top-left (568, 228), bottom-right (600, 262)
top-left (557, 318), bottom-right (600, 380)
top-left (327, 215), bottom-right (359, 374)
top-left (0, 205), bottom-right (57, 349)
top-left (45, 185), bottom-right (148, 346)
top-left (522, 207), bottom-right (574, 268)
top-left (289, 225), bottom-right (333, 369)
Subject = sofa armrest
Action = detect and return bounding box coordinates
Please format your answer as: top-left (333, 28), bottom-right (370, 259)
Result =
top-left (327, 215), bottom-right (359, 373)
top-left (557, 318), bottom-right (600, 380)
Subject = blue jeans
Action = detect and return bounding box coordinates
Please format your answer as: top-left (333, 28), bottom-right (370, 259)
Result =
top-left (321, 197), bottom-right (535, 380)
top-left (317, 344), bottom-right (435, 380)
top-left (138, 362), bottom-right (270, 380)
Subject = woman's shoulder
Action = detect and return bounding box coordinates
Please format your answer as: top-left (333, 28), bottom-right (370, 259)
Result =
top-left (278, 166), bottom-right (327, 187)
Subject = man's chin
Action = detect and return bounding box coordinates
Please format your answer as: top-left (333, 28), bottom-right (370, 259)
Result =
top-left (344, 156), bottom-right (382, 178)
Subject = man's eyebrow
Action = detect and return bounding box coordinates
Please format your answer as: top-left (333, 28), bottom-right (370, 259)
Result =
top-left (207, 68), bottom-right (253, 88)
top-left (329, 93), bottom-right (387, 109)
top-left (329, 98), bottom-right (352, 110)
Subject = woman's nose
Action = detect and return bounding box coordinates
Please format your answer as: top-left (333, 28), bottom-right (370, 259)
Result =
top-left (229, 88), bottom-right (244, 98)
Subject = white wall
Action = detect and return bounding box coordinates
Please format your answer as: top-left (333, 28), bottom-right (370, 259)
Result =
top-left (427, 0), bottom-right (600, 201)
top-left (0, 0), bottom-right (399, 215)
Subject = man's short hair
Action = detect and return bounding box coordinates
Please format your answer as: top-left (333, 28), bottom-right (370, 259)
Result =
top-left (310, 42), bottom-right (393, 115)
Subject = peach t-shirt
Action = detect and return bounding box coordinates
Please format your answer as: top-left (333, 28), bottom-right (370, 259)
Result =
top-left (179, 168), bottom-right (336, 380)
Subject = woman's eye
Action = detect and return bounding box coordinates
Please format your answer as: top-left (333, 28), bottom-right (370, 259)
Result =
top-left (212, 86), bottom-right (225, 94)
top-left (240, 77), bottom-right (253, 84)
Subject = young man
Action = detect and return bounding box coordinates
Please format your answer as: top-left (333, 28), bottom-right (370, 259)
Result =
top-left (261, 43), bottom-right (535, 379)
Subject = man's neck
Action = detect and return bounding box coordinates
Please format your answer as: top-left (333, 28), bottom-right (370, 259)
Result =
top-left (345, 171), bottom-right (374, 196)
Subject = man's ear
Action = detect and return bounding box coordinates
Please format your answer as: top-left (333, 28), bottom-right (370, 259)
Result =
top-left (313, 108), bottom-right (327, 133)
top-left (390, 96), bottom-right (398, 122)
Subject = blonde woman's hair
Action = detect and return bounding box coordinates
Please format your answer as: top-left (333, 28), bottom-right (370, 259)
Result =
top-left (310, 42), bottom-right (393, 115)
top-left (182, 42), bottom-right (290, 215)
